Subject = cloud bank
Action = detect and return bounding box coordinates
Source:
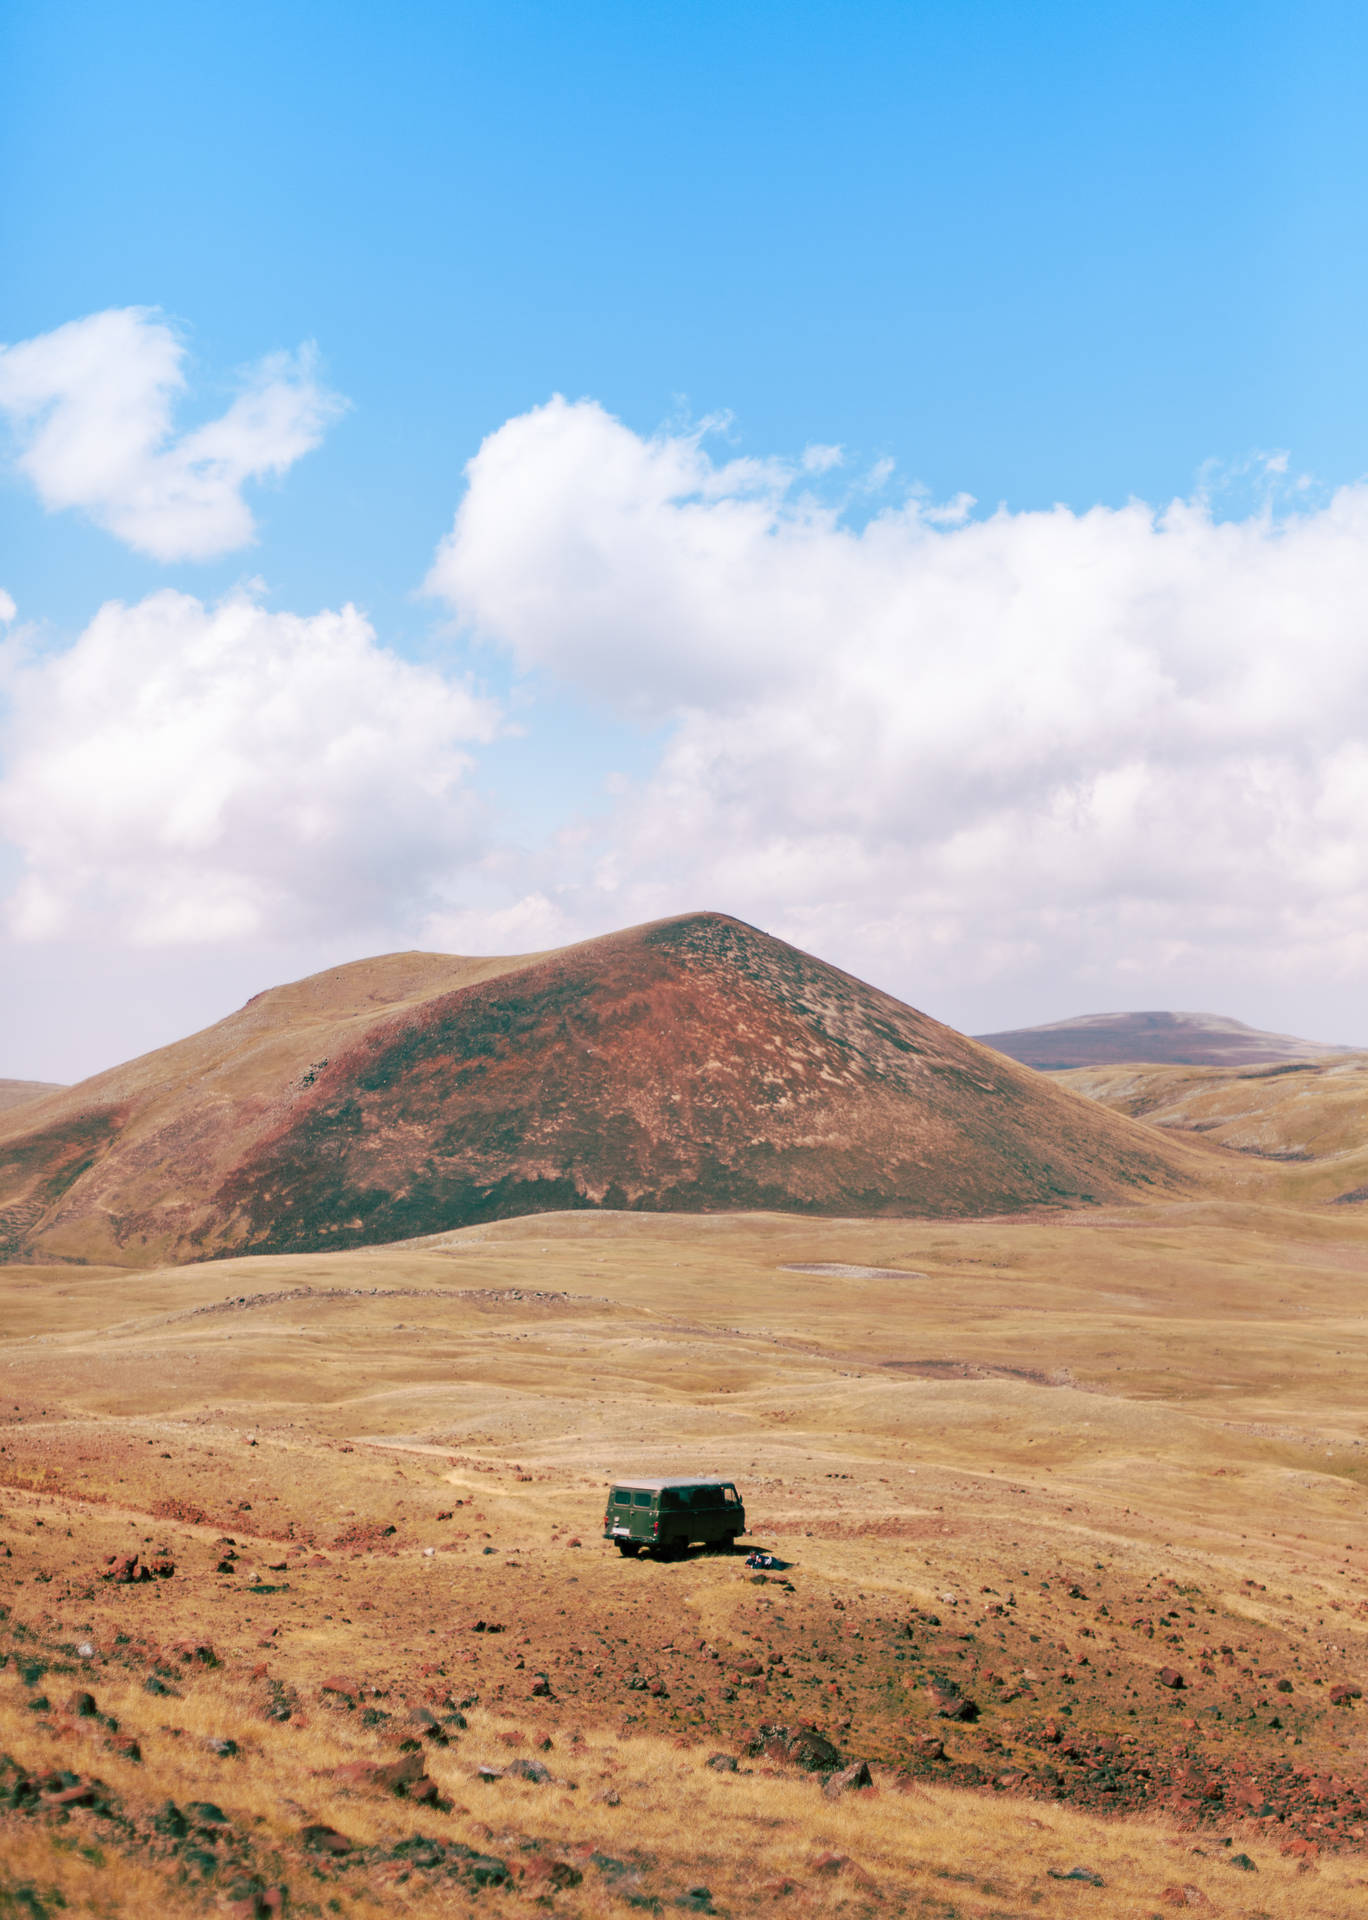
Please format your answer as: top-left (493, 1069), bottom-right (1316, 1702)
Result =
top-left (0, 590), bottom-right (496, 943)
top-left (427, 397), bottom-right (1368, 999)
top-left (0, 309), bottom-right (344, 560)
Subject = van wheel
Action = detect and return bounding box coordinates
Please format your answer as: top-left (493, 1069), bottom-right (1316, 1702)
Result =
top-left (616, 1541), bottom-right (641, 1557)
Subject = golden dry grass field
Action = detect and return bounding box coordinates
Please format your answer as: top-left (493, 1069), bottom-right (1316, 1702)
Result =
top-left (3, 1171), bottom-right (1368, 1918)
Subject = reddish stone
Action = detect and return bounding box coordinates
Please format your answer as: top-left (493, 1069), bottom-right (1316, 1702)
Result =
top-left (1282, 1835), bottom-right (1320, 1861)
top-left (1158, 1667), bottom-right (1185, 1689)
top-left (822, 1760), bottom-right (873, 1799)
top-left (302, 1824), bottom-right (351, 1854)
top-left (170, 1639), bottom-right (217, 1665)
top-left (44, 1782), bottom-right (96, 1807)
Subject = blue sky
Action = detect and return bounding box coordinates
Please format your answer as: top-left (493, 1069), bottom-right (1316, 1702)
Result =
top-left (5, 2), bottom-right (1368, 1077)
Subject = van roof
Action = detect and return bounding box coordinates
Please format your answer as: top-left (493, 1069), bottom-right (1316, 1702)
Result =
top-left (609, 1476), bottom-right (733, 1491)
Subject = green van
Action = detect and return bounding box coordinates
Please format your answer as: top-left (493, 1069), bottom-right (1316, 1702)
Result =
top-left (603, 1476), bottom-right (746, 1557)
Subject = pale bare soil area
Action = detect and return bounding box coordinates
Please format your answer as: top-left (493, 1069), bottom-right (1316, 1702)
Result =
top-left (3, 1196), bottom-right (1367, 1917)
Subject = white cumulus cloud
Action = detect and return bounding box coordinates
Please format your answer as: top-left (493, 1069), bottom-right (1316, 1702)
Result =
top-left (0, 309), bottom-right (344, 561)
top-left (0, 590), bottom-right (498, 944)
top-left (426, 398), bottom-right (1368, 1016)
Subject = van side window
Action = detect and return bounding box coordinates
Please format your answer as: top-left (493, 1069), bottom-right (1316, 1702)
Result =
top-left (632, 1490), bottom-right (653, 1508)
top-left (723, 1486), bottom-right (739, 1504)
top-left (610, 1489), bottom-right (630, 1505)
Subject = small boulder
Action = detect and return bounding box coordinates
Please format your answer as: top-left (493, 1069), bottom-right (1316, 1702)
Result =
top-left (302, 1823), bottom-right (352, 1854)
top-left (928, 1678), bottom-right (977, 1721)
top-left (522, 1857), bottom-right (584, 1891)
top-left (170, 1639), bottom-right (217, 1665)
top-left (66, 1691), bottom-right (98, 1719)
top-left (1158, 1667), bottom-right (1185, 1690)
top-left (44, 1781), bottom-right (96, 1808)
top-left (749, 1723), bottom-right (841, 1771)
top-left (507, 1757), bottom-right (552, 1783)
top-left (705, 1753), bottom-right (737, 1772)
top-left (822, 1759), bottom-right (873, 1799)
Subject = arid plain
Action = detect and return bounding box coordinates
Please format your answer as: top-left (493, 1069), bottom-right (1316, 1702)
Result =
top-left (5, 1143), bottom-right (1368, 1916)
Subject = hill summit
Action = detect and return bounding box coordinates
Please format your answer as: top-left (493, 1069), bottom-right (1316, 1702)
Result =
top-left (0, 913), bottom-right (1184, 1267)
top-left (975, 1009), bottom-right (1352, 1071)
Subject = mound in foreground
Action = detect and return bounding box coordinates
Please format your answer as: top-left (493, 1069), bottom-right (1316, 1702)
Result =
top-left (0, 912), bottom-right (1185, 1266)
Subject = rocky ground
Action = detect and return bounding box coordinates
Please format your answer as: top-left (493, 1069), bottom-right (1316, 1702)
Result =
top-left (2, 1202), bottom-right (1367, 1915)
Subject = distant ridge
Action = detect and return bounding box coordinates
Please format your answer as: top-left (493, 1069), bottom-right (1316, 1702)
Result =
top-left (0, 1079), bottom-right (66, 1114)
top-left (0, 912), bottom-right (1187, 1267)
top-left (976, 1010), bottom-right (1352, 1072)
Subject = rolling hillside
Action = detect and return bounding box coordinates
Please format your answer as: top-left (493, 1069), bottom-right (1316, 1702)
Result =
top-left (0, 1077), bottom-right (66, 1113)
top-left (975, 1008), bottom-right (1351, 1070)
top-left (1058, 1052), bottom-right (1368, 1205)
top-left (0, 912), bottom-right (1189, 1267)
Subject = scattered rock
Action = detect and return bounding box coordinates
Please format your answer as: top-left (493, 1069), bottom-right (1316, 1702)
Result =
top-left (169, 1639), bottom-right (217, 1665)
top-left (1158, 1667), bottom-right (1185, 1689)
top-left (1230, 1853), bottom-right (1257, 1872)
top-left (302, 1823), bottom-right (352, 1854)
top-left (1160, 1888), bottom-right (1211, 1909)
top-left (334, 1751), bottom-right (425, 1794)
top-left (705, 1753), bottom-right (737, 1772)
top-left (522, 1857), bottom-right (584, 1891)
top-left (747, 1723), bottom-right (841, 1771)
top-left (1329, 1684), bottom-right (1362, 1706)
top-left (928, 1678), bottom-right (977, 1721)
top-left (205, 1738), bottom-right (239, 1758)
top-left (506, 1757), bottom-right (552, 1783)
top-left (1048, 1866), bottom-right (1105, 1886)
top-left (66, 1690), bottom-right (98, 1718)
top-left (822, 1759), bottom-right (874, 1799)
top-left (43, 1781), bottom-right (96, 1808)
